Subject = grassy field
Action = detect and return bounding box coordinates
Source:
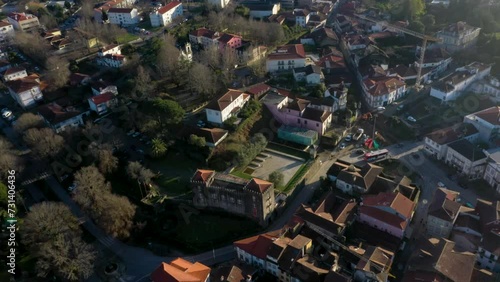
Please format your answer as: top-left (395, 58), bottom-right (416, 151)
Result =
top-left (116, 33), bottom-right (140, 44)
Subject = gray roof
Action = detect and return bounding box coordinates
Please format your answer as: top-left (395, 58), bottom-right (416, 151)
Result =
top-left (447, 139), bottom-right (486, 161)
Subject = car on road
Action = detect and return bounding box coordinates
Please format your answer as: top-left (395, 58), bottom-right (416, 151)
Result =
top-left (437, 181), bottom-right (445, 188)
top-left (376, 106), bottom-right (385, 112)
top-left (344, 134), bottom-right (352, 142)
top-left (339, 143), bottom-right (346, 149)
top-left (1, 108), bottom-right (15, 121)
top-left (68, 183), bottom-right (77, 192)
top-left (407, 116), bottom-right (417, 122)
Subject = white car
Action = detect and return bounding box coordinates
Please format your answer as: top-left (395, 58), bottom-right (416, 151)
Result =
top-left (68, 183), bottom-right (77, 192)
top-left (437, 181), bottom-right (445, 188)
top-left (376, 106), bottom-right (386, 111)
top-left (407, 116), bottom-right (417, 122)
top-left (339, 143), bottom-right (346, 149)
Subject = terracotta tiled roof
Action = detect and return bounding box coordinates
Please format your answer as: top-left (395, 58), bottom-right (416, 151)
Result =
top-left (192, 169), bottom-right (215, 182)
top-left (337, 163), bottom-right (383, 192)
top-left (108, 7), bottom-right (133, 13)
top-left (234, 231), bottom-right (280, 260)
top-left (268, 44), bottom-right (306, 61)
top-left (69, 73), bottom-right (90, 84)
top-left (301, 107), bottom-right (331, 123)
top-left (362, 192), bottom-right (414, 219)
top-left (360, 206), bottom-right (408, 230)
top-left (157, 1), bottom-right (181, 14)
top-left (0, 21), bottom-right (12, 27)
top-left (425, 123), bottom-right (478, 145)
top-left (363, 76), bottom-right (405, 97)
top-left (428, 188), bottom-right (461, 222)
top-left (190, 28), bottom-right (218, 39)
top-left (246, 178), bottom-right (273, 193)
top-left (90, 92), bottom-right (115, 105)
top-left (471, 106), bottom-right (500, 126)
top-left (6, 78), bottom-right (39, 93)
top-left (246, 83), bottom-right (271, 97)
top-left (206, 89), bottom-right (247, 112)
top-left (38, 103), bottom-right (82, 124)
top-left (151, 258), bottom-right (210, 282)
top-left (218, 33), bottom-right (240, 44)
top-left (4, 66), bottom-right (26, 76)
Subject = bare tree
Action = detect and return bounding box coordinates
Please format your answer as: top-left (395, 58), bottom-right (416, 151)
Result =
top-left (73, 166), bottom-right (111, 210)
top-left (156, 40), bottom-right (180, 78)
top-left (13, 32), bottom-right (52, 63)
top-left (127, 161), bottom-right (155, 186)
top-left (36, 234), bottom-right (96, 281)
top-left (80, 0), bottom-right (95, 21)
top-left (44, 56), bottom-right (71, 90)
top-left (133, 65), bottom-right (153, 99)
top-left (197, 44), bottom-right (220, 68)
top-left (23, 128), bottom-right (64, 159)
top-left (95, 148), bottom-right (118, 174)
top-left (0, 137), bottom-right (23, 178)
top-left (188, 62), bottom-right (218, 97)
top-left (92, 193), bottom-right (136, 239)
top-left (14, 113), bottom-right (45, 133)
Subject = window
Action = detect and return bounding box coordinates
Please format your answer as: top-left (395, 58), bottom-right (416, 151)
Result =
top-left (316, 123), bottom-right (319, 127)
top-left (297, 119), bottom-right (300, 124)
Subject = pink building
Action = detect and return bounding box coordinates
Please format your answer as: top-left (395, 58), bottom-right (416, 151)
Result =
top-left (218, 33), bottom-right (243, 50)
top-left (261, 92), bottom-right (332, 136)
top-left (358, 192), bottom-right (416, 239)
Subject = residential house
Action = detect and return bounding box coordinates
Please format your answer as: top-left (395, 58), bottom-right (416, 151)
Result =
top-left (430, 62), bottom-right (492, 102)
top-left (294, 9), bottom-right (310, 27)
top-left (426, 188), bottom-right (466, 238)
top-left (266, 44), bottom-right (306, 73)
top-left (218, 33), bottom-right (243, 50)
top-left (69, 73), bottom-right (91, 86)
top-left (475, 200), bottom-right (500, 272)
top-left (7, 12), bottom-right (40, 32)
top-left (150, 1), bottom-right (183, 27)
top-left (205, 89), bottom-right (250, 125)
top-left (424, 123), bottom-right (479, 160)
top-left (96, 54), bottom-right (126, 68)
top-left (88, 92), bottom-right (117, 115)
top-left (334, 15), bottom-right (351, 34)
top-left (178, 126), bottom-right (229, 147)
top-left (483, 151), bottom-right (500, 194)
top-left (3, 67), bottom-right (28, 82)
top-left (335, 163), bottom-right (383, 195)
top-left (151, 258), bottom-right (211, 282)
top-left (300, 27), bottom-right (339, 47)
top-left (211, 263), bottom-right (257, 282)
top-left (90, 80), bottom-right (118, 96)
top-left (316, 53), bottom-right (347, 75)
top-left (293, 65), bottom-right (323, 85)
top-left (107, 8), bottom-right (139, 26)
top-left (261, 92), bottom-right (332, 136)
top-left (445, 138), bottom-right (487, 179)
top-left (72, 27), bottom-right (100, 49)
top-left (0, 21), bottom-right (14, 42)
top-left (414, 47), bottom-right (452, 78)
top-left (98, 44), bottom-right (121, 56)
top-left (403, 237), bottom-right (476, 282)
top-left (347, 245), bottom-right (394, 282)
top-left (324, 84), bottom-right (348, 111)
top-left (435, 21), bottom-right (481, 53)
top-left (38, 103), bottom-right (86, 133)
top-left (472, 76), bottom-right (500, 103)
top-left (342, 34), bottom-right (373, 51)
top-left (464, 106), bottom-right (500, 146)
top-left (234, 231), bottom-right (279, 270)
top-left (386, 64), bottom-right (433, 84)
top-left (358, 192), bottom-right (415, 239)
top-left (208, 0), bottom-right (230, 9)
top-left (191, 169), bottom-right (275, 226)
top-left (295, 192), bottom-right (357, 240)
top-left (451, 212), bottom-right (482, 253)
top-left (362, 75), bottom-right (406, 108)
top-left (189, 28), bottom-right (220, 49)
top-left (93, 0), bottom-right (134, 23)
top-left (6, 75), bottom-right (43, 109)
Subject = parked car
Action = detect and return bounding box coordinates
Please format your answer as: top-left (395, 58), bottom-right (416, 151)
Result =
top-left (355, 149), bottom-right (365, 155)
top-left (197, 120), bottom-right (206, 128)
top-left (68, 183), bottom-right (77, 192)
top-left (127, 130), bottom-right (136, 136)
top-left (339, 143), bottom-right (346, 149)
top-left (407, 116), bottom-right (417, 122)
top-left (1, 108), bottom-right (14, 121)
top-left (376, 106), bottom-right (386, 112)
top-left (437, 181), bottom-right (445, 188)
top-left (344, 134), bottom-right (352, 142)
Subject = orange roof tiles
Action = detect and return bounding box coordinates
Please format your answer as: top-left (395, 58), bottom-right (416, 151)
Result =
top-left (192, 169), bottom-right (215, 182)
top-left (157, 1), bottom-right (182, 14)
top-left (151, 259), bottom-right (210, 282)
top-left (246, 178), bottom-right (273, 193)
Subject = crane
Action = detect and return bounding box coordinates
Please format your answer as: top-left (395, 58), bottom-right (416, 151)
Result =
top-left (354, 14), bottom-right (442, 88)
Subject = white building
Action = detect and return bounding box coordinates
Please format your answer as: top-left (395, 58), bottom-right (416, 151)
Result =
top-left (430, 62), bottom-right (491, 103)
top-left (445, 138), bottom-right (487, 179)
top-left (472, 76), bottom-right (500, 103)
top-left (7, 12), bottom-right (40, 32)
top-left (3, 67), bottom-right (28, 82)
top-left (0, 21), bottom-right (14, 42)
top-left (293, 65), bottom-right (323, 85)
top-left (266, 44), bottom-right (306, 73)
top-left (294, 9), bottom-right (310, 27)
top-left (247, 3), bottom-right (280, 19)
top-left (98, 44), bottom-right (121, 56)
top-left (362, 75), bottom-right (406, 108)
top-left (424, 123), bottom-right (479, 160)
top-left (464, 106), bottom-right (500, 146)
top-left (38, 103), bottom-right (86, 133)
top-left (483, 151), bottom-right (500, 194)
top-left (96, 54), bottom-right (126, 68)
top-left (107, 8), bottom-right (139, 26)
top-left (205, 89), bottom-right (250, 124)
top-left (435, 21), bottom-right (481, 53)
top-left (6, 76), bottom-right (43, 109)
top-left (88, 92), bottom-right (118, 115)
top-left (150, 1), bottom-right (183, 27)
top-left (208, 0), bottom-right (230, 8)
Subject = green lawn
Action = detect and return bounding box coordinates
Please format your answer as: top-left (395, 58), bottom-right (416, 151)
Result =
top-left (230, 169), bottom-right (253, 180)
top-left (282, 163), bottom-right (308, 193)
top-left (116, 33), bottom-right (140, 44)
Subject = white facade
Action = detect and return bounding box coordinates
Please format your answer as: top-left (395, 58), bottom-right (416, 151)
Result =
top-left (150, 2), bottom-right (183, 27)
top-left (108, 8), bottom-right (139, 26)
top-left (3, 68), bottom-right (27, 81)
top-left (96, 54), bottom-right (126, 68)
top-left (9, 85), bottom-right (43, 109)
top-left (267, 57), bottom-right (306, 73)
top-left (0, 22), bottom-right (14, 42)
top-left (249, 4), bottom-right (280, 19)
top-left (362, 78), bottom-right (407, 108)
top-left (464, 107), bottom-right (500, 145)
top-left (50, 114), bottom-right (85, 133)
top-left (206, 91), bottom-right (250, 124)
top-left (483, 152), bottom-right (500, 194)
top-left (236, 247), bottom-right (265, 269)
top-left (7, 12), bottom-right (40, 31)
top-left (472, 76), bottom-right (500, 103)
top-left (445, 145), bottom-right (487, 179)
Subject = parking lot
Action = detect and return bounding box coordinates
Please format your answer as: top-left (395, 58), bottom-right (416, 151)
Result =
top-left (250, 148), bottom-right (305, 186)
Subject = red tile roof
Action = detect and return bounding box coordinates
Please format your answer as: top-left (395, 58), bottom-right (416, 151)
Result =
top-left (38, 103), bottom-right (82, 124)
top-left (246, 84), bottom-right (271, 97)
top-left (192, 169), bottom-right (215, 182)
top-left (246, 178), bottom-right (273, 193)
top-left (206, 89), bottom-right (247, 112)
top-left (363, 76), bottom-right (405, 97)
top-left (234, 231), bottom-right (280, 259)
top-left (362, 192), bottom-right (414, 219)
top-left (151, 258), bottom-right (210, 282)
top-left (0, 21), bottom-right (12, 28)
top-left (157, 1), bottom-right (182, 14)
top-left (90, 92), bottom-right (115, 105)
top-left (268, 44), bottom-right (306, 61)
top-left (360, 206), bottom-right (408, 230)
top-left (8, 12), bottom-right (36, 22)
top-left (4, 66), bottom-right (26, 76)
top-left (471, 106), bottom-right (500, 126)
top-left (190, 28), bottom-right (218, 39)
